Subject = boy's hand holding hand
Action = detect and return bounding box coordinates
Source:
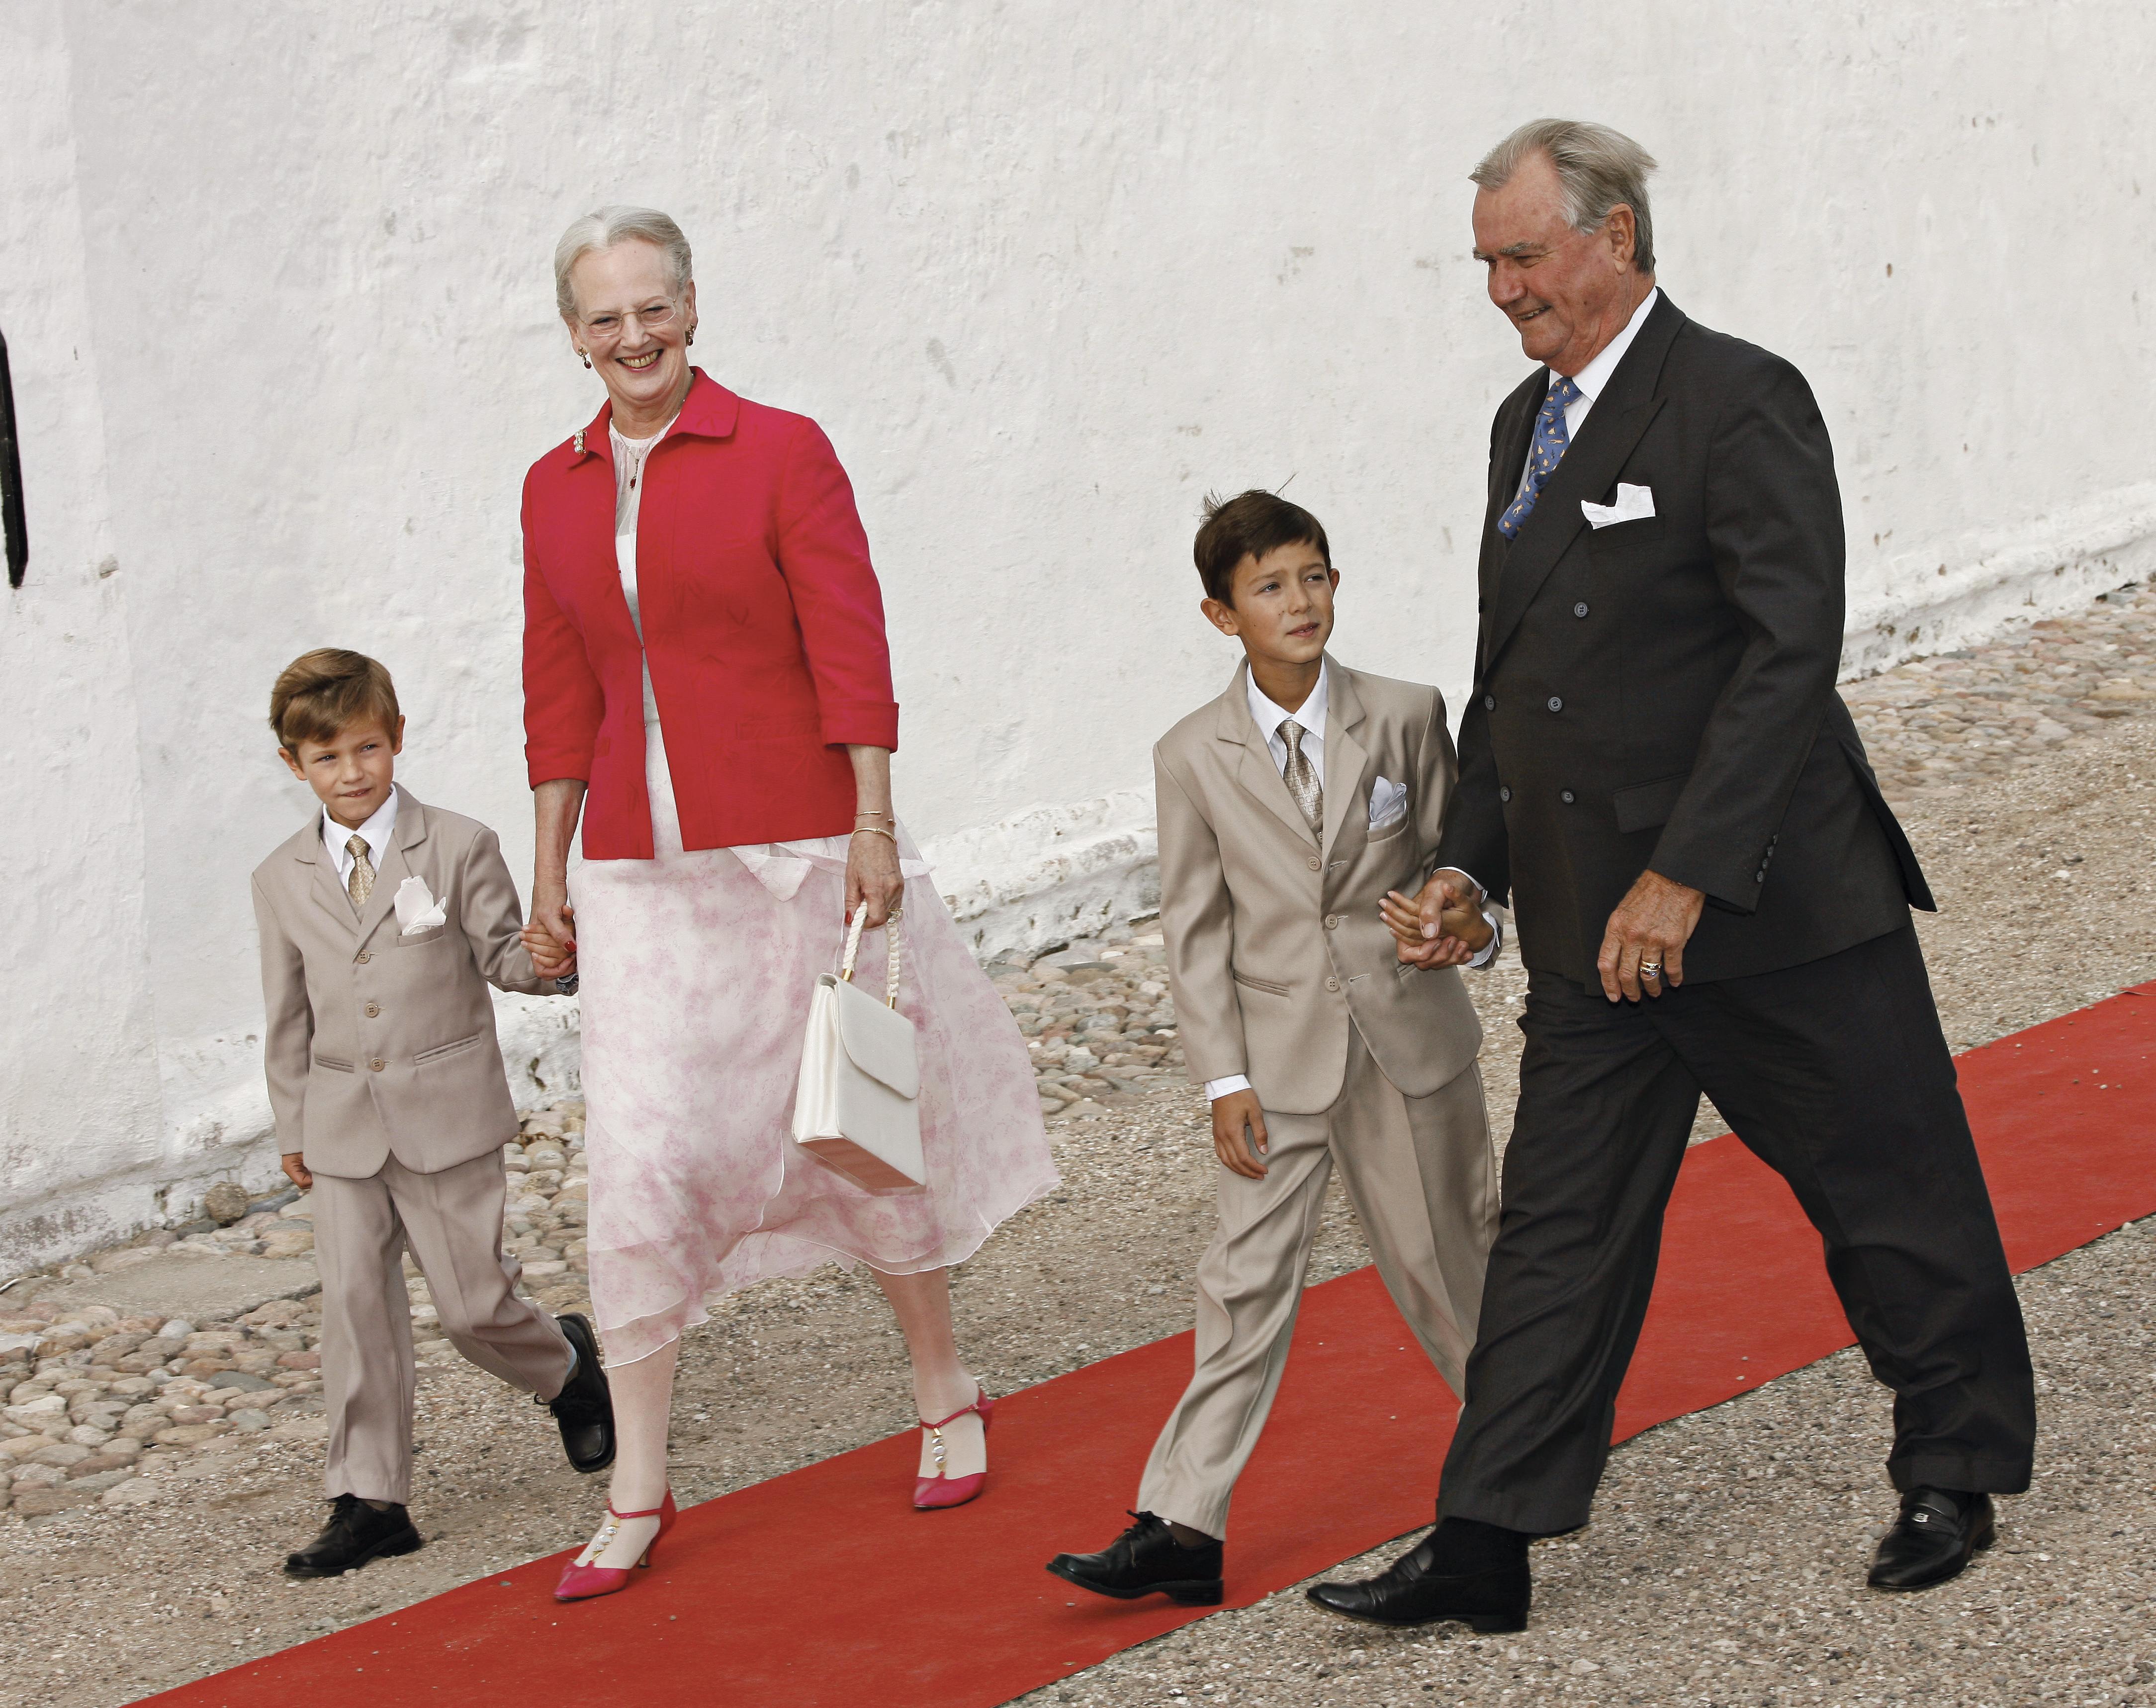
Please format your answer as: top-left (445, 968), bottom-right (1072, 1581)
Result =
top-left (1380, 868), bottom-right (1494, 968)
top-left (1211, 1089), bottom-right (1269, 1179)
top-left (281, 1153), bottom-right (313, 1191)
top-left (520, 918), bottom-right (578, 982)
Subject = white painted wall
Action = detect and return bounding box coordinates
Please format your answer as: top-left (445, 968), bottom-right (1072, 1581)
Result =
top-left (4, 0), bottom-right (2152, 1266)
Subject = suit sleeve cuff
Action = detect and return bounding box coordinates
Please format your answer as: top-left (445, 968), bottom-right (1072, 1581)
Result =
top-left (1468, 910), bottom-right (1504, 969)
top-left (1204, 1075), bottom-right (1254, 1101)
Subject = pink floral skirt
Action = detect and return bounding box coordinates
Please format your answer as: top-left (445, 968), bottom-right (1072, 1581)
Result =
top-left (570, 739), bottom-right (1059, 1366)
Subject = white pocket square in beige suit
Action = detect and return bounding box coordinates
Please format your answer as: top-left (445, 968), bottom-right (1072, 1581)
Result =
top-left (250, 787), bottom-right (555, 1179)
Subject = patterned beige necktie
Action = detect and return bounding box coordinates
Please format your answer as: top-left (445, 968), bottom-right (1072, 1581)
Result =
top-left (1279, 719), bottom-right (1323, 838)
top-left (345, 833), bottom-right (375, 912)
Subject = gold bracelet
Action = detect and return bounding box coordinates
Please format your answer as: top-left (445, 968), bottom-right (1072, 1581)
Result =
top-left (852, 825), bottom-right (898, 843)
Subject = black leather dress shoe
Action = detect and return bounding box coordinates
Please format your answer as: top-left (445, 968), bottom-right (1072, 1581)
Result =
top-left (1868, 1488), bottom-right (1994, 1591)
top-left (1047, 1512), bottom-right (1224, 1606)
top-left (1306, 1533), bottom-right (1530, 1631)
top-left (283, 1495), bottom-right (422, 1578)
top-left (548, 1314), bottom-right (616, 1474)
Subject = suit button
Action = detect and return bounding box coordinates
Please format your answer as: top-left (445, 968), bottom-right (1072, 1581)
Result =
top-left (356, 952), bottom-right (371, 964)
top-left (1307, 856), bottom-right (1321, 871)
top-left (1324, 914), bottom-right (1340, 930)
top-left (1574, 602), bottom-right (1589, 618)
top-left (369, 1058), bottom-right (385, 1072)
top-left (364, 1001), bottom-right (380, 1018)
top-left (1561, 790), bottom-right (1576, 804)
top-left (1547, 696), bottom-right (1563, 713)
top-left (1756, 872), bottom-right (1767, 884)
top-left (1499, 786), bottom-right (1512, 803)
top-left (1482, 694), bottom-right (1495, 712)
top-left (1324, 976), bottom-right (1341, 992)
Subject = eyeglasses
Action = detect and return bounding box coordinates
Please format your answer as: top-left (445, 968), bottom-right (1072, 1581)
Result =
top-left (577, 299), bottom-right (680, 342)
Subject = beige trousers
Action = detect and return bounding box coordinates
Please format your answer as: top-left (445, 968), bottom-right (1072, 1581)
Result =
top-left (310, 1149), bottom-right (574, 1504)
top-left (1137, 1031), bottom-right (1498, 1539)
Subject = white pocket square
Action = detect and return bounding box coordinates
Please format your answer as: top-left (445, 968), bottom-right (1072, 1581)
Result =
top-left (1368, 776), bottom-right (1409, 829)
top-left (393, 876), bottom-right (448, 935)
top-left (1581, 482), bottom-right (1656, 529)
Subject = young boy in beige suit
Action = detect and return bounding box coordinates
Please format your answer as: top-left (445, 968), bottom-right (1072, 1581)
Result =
top-left (252, 649), bottom-right (615, 1578)
top-left (1048, 491), bottom-right (1500, 1605)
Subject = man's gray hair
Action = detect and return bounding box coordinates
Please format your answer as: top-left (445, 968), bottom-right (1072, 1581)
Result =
top-left (1471, 120), bottom-right (1658, 274)
top-left (553, 205), bottom-right (695, 319)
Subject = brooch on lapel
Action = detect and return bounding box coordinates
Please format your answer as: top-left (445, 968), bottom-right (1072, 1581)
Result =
top-left (573, 429), bottom-right (587, 456)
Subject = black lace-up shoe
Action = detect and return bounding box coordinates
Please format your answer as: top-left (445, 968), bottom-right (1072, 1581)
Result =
top-left (283, 1494), bottom-right (422, 1578)
top-left (1868, 1488), bottom-right (1995, 1591)
top-left (1307, 1532), bottom-right (1530, 1631)
top-left (1047, 1511), bottom-right (1224, 1606)
top-left (548, 1313), bottom-right (616, 1473)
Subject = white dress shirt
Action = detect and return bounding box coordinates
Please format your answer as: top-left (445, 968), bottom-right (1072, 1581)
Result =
top-left (1515, 285), bottom-right (1661, 495)
top-left (323, 789), bottom-right (399, 889)
top-left (1247, 663), bottom-right (1330, 787)
top-left (1204, 663), bottom-right (1497, 1103)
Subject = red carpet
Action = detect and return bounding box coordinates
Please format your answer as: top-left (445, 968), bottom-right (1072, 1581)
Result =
top-left (142, 985), bottom-right (2156, 1708)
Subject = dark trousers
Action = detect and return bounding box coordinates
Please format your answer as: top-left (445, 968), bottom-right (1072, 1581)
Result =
top-left (1437, 925), bottom-right (2035, 1536)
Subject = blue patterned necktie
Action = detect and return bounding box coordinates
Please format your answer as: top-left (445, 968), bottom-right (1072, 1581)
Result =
top-left (1497, 374), bottom-right (1583, 539)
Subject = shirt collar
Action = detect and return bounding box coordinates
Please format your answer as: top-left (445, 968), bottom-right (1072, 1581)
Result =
top-left (1558, 285), bottom-right (1661, 404)
top-left (1247, 659), bottom-right (1329, 747)
top-left (322, 788), bottom-right (399, 869)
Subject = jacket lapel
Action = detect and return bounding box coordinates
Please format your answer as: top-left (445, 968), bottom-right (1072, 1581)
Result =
top-left (1214, 662), bottom-right (1321, 848)
top-left (302, 821), bottom-right (360, 937)
top-left (1478, 374), bottom-right (1549, 666)
top-left (1320, 662), bottom-right (1373, 863)
top-left (1482, 293), bottom-right (1686, 671)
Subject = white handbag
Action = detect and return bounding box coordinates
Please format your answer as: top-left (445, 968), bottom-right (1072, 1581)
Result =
top-left (790, 907), bottom-right (925, 1193)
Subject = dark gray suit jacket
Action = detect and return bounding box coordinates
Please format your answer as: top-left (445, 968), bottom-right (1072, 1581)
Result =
top-left (1434, 292), bottom-right (1931, 986)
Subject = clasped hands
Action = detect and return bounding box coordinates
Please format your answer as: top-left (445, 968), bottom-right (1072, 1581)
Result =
top-left (1380, 867), bottom-right (1706, 1003)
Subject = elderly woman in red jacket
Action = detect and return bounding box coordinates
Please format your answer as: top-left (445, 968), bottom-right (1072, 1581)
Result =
top-left (521, 206), bottom-right (1057, 1601)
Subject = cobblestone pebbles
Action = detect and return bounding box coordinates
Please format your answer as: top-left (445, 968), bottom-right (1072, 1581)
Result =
top-left (0, 1111), bottom-right (594, 1519)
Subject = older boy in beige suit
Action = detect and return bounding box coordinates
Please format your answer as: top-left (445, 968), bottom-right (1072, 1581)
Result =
top-left (1050, 491), bottom-right (1499, 1606)
top-left (252, 650), bottom-right (614, 1579)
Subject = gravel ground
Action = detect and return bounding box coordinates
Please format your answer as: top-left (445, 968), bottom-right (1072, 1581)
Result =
top-left (4, 591), bottom-right (2156, 1707)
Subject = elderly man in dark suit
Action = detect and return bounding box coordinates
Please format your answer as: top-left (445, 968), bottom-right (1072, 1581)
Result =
top-left (1309, 119), bottom-right (2035, 1632)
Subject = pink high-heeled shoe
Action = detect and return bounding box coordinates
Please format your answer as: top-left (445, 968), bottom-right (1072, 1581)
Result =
top-left (554, 1490), bottom-right (677, 1601)
top-left (914, 1390), bottom-right (995, 1510)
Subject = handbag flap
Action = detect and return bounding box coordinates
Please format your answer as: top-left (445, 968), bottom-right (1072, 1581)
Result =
top-left (830, 976), bottom-right (921, 1100)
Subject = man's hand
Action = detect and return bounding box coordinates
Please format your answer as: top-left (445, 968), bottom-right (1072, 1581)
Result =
top-left (1211, 1089), bottom-right (1269, 1179)
top-left (1597, 869), bottom-right (1706, 1001)
top-left (1380, 868), bottom-right (1486, 968)
top-left (280, 1152), bottom-right (313, 1192)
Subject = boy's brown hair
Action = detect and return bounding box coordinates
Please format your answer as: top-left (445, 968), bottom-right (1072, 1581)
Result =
top-left (269, 649), bottom-right (401, 750)
top-left (1193, 489), bottom-right (1331, 606)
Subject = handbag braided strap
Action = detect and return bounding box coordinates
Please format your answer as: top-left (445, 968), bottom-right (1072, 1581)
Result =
top-left (840, 906), bottom-right (906, 1010)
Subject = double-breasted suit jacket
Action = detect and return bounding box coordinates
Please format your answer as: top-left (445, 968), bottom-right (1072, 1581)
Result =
top-left (1156, 659), bottom-right (1483, 1115)
top-left (251, 788), bottom-right (555, 1179)
top-left (1434, 293), bottom-right (1932, 986)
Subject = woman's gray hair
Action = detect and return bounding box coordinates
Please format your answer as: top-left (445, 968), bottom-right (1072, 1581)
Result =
top-left (553, 205), bottom-right (695, 319)
top-left (1470, 120), bottom-right (1658, 274)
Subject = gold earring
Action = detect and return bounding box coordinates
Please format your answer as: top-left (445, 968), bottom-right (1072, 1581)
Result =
top-left (686, 328), bottom-right (695, 346)
top-left (577, 349), bottom-right (592, 369)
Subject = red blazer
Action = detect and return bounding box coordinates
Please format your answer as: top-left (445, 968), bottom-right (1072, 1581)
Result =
top-left (522, 372), bottom-right (899, 859)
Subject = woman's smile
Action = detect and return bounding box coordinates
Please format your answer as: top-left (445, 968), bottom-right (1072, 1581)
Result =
top-left (617, 349), bottom-right (661, 372)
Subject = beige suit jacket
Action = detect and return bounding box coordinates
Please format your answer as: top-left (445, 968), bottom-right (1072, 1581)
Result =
top-left (251, 788), bottom-right (556, 1179)
top-left (1155, 658), bottom-right (1483, 1115)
